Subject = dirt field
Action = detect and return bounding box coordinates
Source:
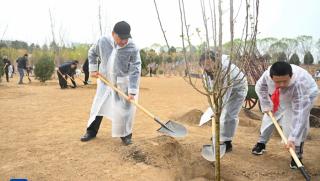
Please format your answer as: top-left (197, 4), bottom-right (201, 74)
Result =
top-left (0, 75), bottom-right (319, 181)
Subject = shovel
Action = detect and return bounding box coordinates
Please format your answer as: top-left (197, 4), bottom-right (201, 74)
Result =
top-left (57, 69), bottom-right (73, 87)
top-left (200, 116), bottom-right (227, 161)
top-left (199, 107), bottom-right (227, 161)
top-left (98, 73), bottom-right (187, 137)
top-left (268, 112), bottom-right (311, 181)
top-left (201, 138), bottom-right (226, 162)
top-left (57, 70), bottom-right (69, 83)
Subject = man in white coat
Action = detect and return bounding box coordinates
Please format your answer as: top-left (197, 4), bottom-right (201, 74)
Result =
top-left (251, 61), bottom-right (318, 169)
top-left (199, 51), bottom-right (248, 152)
top-left (80, 21), bottom-right (141, 145)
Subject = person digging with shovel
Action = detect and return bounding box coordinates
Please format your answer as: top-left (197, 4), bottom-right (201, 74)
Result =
top-left (199, 51), bottom-right (248, 153)
top-left (2, 56), bottom-right (11, 82)
top-left (57, 60), bottom-right (78, 89)
top-left (80, 21), bottom-right (141, 146)
top-left (251, 61), bottom-right (318, 170)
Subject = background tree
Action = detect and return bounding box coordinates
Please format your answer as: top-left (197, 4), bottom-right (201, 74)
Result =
top-left (304, 51), bottom-right (314, 65)
top-left (256, 37), bottom-right (277, 55)
top-left (269, 41), bottom-right (288, 62)
top-left (276, 51), bottom-right (287, 62)
top-left (281, 38), bottom-right (298, 60)
top-left (140, 49), bottom-right (147, 71)
top-left (34, 54), bottom-right (55, 83)
top-left (262, 53), bottom-right (271, 63)
top-left (297, 35), bottom-right (313, 55)
top-left (289, 53), bottom-right (300, 65)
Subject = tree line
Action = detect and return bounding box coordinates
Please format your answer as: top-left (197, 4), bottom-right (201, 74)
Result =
top-left (1, 35), bottom-right (319, 75)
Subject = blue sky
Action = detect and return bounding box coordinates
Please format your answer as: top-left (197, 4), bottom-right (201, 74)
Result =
top-left (0, 0), bottom-right (319, 49)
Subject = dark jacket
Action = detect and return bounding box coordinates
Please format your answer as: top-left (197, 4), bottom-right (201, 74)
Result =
top-left (59, 61), bottom-right (76, 76)
top-left (3, 58), bottom-right (11, 71)
top-left (16, 56), bottom-right (28, 69)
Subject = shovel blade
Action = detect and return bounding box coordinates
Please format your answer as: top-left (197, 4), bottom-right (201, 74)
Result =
top-left (157, 120), bottom-right (188, 137)
top-left (201, 144), bottom-right (226, 162)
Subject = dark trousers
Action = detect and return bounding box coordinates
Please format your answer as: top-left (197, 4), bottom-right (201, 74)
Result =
top-left (87, 116), bottom-right (103, 136)
top-left (5, 70), bottom-right (9, 82)
top-left (57, 71), bottom-right (68, 88)
top-left (84, 70), bottom-right (89, 84)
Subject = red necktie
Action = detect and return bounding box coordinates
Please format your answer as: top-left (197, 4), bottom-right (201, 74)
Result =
top-left (271, 87), bottom-right (280, 113)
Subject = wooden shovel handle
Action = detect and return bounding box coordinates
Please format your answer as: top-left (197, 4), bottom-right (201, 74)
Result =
top-left (267, 111), bottom-right (303, 167)
top-left (57, 69), bottom-right (68, 82)
top-left (97, 73), bottom-right (156, 120)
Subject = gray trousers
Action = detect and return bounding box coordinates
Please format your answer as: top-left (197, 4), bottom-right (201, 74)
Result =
top-left (220, 84), bottom-right (247, 142)
top-left (18, 68), bottom-right (24, 83)
top-left (258, 124), bottom-right (304, 158)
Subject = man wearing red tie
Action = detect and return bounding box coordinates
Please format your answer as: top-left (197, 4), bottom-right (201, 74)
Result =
top-left (251, 61), bottom-right (318, 169)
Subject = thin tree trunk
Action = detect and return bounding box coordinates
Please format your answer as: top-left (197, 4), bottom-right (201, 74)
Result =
top-left (48, 9), bottom-right (59, 65)
top-left (98, 0), bottom-right (103, 37)
top-left (230, 0), bottom-right (234, 61)
top-left (153, 0), bottom-right (170, 50)
top-left (215, 1), bottom-right (223, 180)
top-left (208, 0), bottom-right (216, 49)
top-left (213, 0), bottom-right (217, 48)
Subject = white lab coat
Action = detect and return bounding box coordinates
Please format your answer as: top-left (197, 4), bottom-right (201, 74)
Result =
top-left (8, 65), bottom-right (13, 77)
top-left (87, 36), bottom-right (141, 137)
top-left (256, 64), bottom-right (318, 145)
top-left (201, 55), bottom-right (248, 141)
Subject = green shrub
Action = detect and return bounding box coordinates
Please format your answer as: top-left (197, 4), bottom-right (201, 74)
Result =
top-left (34, 54), bottom-right (55, 82)
top-left (304, 51), bottom-right (314, 65)
top-left (289, 53), bottom-right (300, 65)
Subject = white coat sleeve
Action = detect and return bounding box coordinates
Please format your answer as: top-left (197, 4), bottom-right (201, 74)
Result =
top-left (88, 40), bottom-right (100, 72)
top-left (128, 49), bottom-right (141, 95)
top-left (255, 71), bottom-right (273, 112)
top-left (288, 83), bottom-right (310, 143)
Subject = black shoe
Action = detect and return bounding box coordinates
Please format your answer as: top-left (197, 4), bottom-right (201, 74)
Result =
top-left (120, 133), bottom-right (132, 145)
top-left (84, 81), bottom-right (88, 85)
top-left (252, 142), bottom-right (266, 155)
top-left (80, 132), bottom-right (96, 142)
top-left (290, 157), bottom-right (302, 169)
top-left (224, 141), bottom-right (233, 152)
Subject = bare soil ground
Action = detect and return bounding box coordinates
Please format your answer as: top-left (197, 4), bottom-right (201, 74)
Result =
top-left (0, 75), bottom-right (319, 181)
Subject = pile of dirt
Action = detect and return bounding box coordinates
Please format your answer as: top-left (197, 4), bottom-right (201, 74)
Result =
top-left (242, 109), bottom-right (262, 121)
top-left (176, 108), bottom-right (262, 128)
top-left (310, 106), bottom-right (320, 128)
top-left (175, 109), bottom-right (204, 126)
top-left (238, 109), bottom-right (260, 128)
top-left (120, 135), bottom-right (215, 180)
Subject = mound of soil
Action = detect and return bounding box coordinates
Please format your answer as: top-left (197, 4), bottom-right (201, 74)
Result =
top-left (120, 135), bottom-right (215, 180)
top-left (310, 106), bottom-right (320, 128)
top-left (242, 109), bottom-right (262, 121)
top-left (175, 109), bottom-right (204, 126)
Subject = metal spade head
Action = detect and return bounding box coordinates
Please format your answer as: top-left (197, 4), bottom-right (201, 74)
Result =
top-left (157, 120), bottom-right (188, 137)
top-left (201, 144), bottom-right (226, 162)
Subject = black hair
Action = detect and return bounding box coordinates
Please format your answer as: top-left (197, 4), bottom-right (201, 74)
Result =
top-left (73, 60), bottom-right (79, 64)
top-left (199, 50), bottom-right (215, 66)
top-left (24, 53), bottom-right (28, 57)
top-left (270, 61), bottom-right (293, 78)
